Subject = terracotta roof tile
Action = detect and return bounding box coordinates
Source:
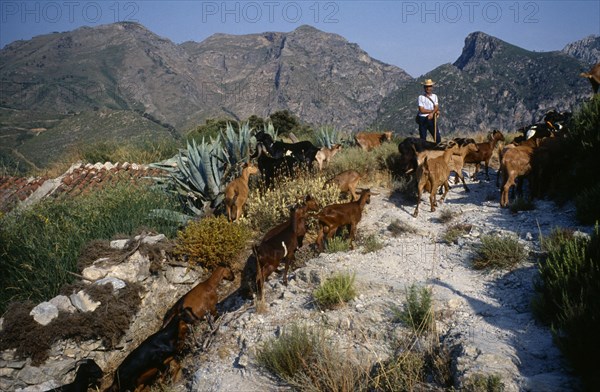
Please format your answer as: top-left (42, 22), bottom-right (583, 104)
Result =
top-left (0, 163), bottom-right (167, 213)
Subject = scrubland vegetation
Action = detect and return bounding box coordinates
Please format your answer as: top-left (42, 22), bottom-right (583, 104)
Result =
top-left (1, 98), bottom-right (599, 389)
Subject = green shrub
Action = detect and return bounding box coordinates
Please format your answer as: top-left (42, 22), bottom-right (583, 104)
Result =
top-left (361, 234), bottom-right (384, 254)
top-left (575, 184), bottom-right (600, 225)
top-left (173, 215), bottom-right (251, 269)
top-left (322, 143), bottom-right (397, 181)
top-left (437, 208), bottom-right (456, 223)
top-left (394, 284), bottom-right (434, 334)
top-left (77, 138), bottom-right (180, 164)
top-left (245, 174), bottom-right (339, 233)
top-left (462, 373), bottom-right (505, 392)
top-left (324, 232), bottom-right (351, 254)
top-left (540, 226), bottom-right (575, 255)
top-left (443, 223), bottom-right (472, 244)
top-left (369, 351), bottom-right (425, 392)
top-left (313, 272), bottom-right (357, 310)
top-left (532, 225), bottom-right (600, 387)
top-left (257, 324), bottom-right (369, 391)
top-left (508, 197), bottom-right (535, 213)
top-left (0, 182), bottom-right (182, 313)
top-left (546, 96), bottom-right (600, 218)
top-left (472, 234), bottom-right (527, 270)
top-left (388, 219), bottom-right (418, 236)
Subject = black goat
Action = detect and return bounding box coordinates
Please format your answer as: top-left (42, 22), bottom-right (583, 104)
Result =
top-left (253, 130), bottom-right (319, 171)
top-left (105, 311), bottom-right (195, 392)
top-left (254, 143), bottom-right (300, 189)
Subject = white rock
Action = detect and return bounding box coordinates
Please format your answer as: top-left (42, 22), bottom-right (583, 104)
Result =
top-left (94, 277), bottom-right (126, 291)
top-left (69, 290), bottom-right (101, 312)
top-left (49, 295), bottom-right (76, 313)
top-left (140, 233), bottom-right (166, 245)
top-left (109, 251), bottom-right (151, 282)
top-left (15, 380), bottom-right (60, 392)
top-left (81, 265), bottom-right (110, 281)
top-left (165, 266), bottom-right (197, 284)
top-left (29, 302), bottom-right (59, 326)
top-left (110, 239), bottom-right (130, 250)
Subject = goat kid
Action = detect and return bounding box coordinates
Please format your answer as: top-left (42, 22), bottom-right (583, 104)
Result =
top-left (355, 131), bottom-right (393, 152)
top-left (462, 130), bottom-right (505, 181)
top-left (315, 144), bottom-right (342, 171)
top-left (224, 162), bottom-right (259, 222)
top-left (315, 189), bottom-right (372, 252)
top-left (162, 266), bottom-right (234, 328)
top-left (323, 170), bottom-right (362, 201)
top-left (413, 144), bottom-right (458, 217)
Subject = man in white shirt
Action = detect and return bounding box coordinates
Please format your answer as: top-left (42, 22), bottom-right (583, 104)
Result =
top-left (417, 79), bottom-right (440, 142)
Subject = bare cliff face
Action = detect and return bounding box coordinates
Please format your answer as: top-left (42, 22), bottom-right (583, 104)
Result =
top-left (181, 25), bottom-right (411, 130)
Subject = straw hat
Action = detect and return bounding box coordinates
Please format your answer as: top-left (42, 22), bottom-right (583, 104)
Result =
top-left (421, 79), bottom-right (435, 86)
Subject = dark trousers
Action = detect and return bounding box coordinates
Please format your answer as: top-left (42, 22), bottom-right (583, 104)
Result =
top-left (418, 115), bottom-right (441, 143)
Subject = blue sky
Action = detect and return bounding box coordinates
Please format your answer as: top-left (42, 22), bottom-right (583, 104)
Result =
top-left (1, 1), bottom-right (599, 77)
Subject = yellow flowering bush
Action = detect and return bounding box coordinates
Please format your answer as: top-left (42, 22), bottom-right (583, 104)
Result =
top-left (246, 174), bottom-right (340, 233)
top-left (174, 215), bottom-right (252, 269)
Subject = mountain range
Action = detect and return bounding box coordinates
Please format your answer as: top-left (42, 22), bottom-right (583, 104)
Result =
top-left (0, 22), bottom-right (598, 170)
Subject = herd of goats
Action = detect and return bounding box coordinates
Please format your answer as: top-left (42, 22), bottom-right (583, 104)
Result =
top-left (45, 63), bottom-right (600, 391)
top-left (47, 104), bottom-right (578, 392)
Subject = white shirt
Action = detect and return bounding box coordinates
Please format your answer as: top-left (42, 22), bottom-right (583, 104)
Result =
top-left (418, 93), bottom-right (438, 117)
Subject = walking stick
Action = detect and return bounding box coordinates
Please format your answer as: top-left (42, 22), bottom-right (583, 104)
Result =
top-left (433, 113), bottom-right (438, 143)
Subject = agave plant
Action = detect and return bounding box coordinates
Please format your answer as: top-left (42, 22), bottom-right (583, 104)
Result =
top-left (222, 121), bottom-right (254, 166)
top-left (151, 136), bottom-right (228, 216)
top-left (316, 126), bottom-right (342, 148)
top-left (261, 121), bottom-right (278, 142)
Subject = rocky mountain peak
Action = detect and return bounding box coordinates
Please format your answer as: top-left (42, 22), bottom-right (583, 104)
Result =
top-left (562, 35), bottom-right (600, 65)
top-left (454, 31), bottom-right (503, 70)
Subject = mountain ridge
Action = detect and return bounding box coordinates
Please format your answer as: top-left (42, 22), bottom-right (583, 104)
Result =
top-left (1, 23), bottom-right (598, 171)
top-left (375, 31), bottom-right (593, 134)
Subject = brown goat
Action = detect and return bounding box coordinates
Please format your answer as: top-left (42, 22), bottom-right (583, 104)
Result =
top-left (462, 130), bottom-right (505, 181)
top-left (224, 162), bottom-right (259, 222)
top-left (162, 266), bottom-right (235, 328)
top-left (315, 189), bottom-right (372, 251)
top-left (448, 138), bottom-right (480, 192)
top-left (580, 62), bottom-right (600, 94)
top-left (315, 144), bottom-right (342, 171)
top-left (413, 144), bottom-right (458, 217)
top-left (413, 140), bottom-right (474, 192)
top-left (261, 195), bottom-right (320, 248)
top-left (500, 137), bottom-right (540, 207)
top-left (355, 131), bottom-right (393, 151)
top-left (323, 170), bottom-right (361, 201)
top-left (253, 205), bottom-right (307, 295)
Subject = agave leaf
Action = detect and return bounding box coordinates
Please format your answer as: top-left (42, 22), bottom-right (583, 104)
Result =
top-left (148, 209), bottom-right (192, 225)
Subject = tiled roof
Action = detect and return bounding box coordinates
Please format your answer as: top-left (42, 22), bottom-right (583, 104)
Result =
top-left (0, 162), bottom-right (167, 213)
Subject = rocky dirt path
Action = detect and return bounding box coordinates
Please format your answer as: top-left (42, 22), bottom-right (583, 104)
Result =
top-left (182, 173), bottom-right (587, 392)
